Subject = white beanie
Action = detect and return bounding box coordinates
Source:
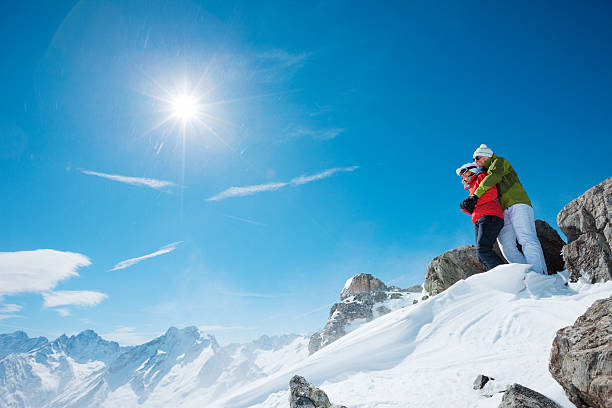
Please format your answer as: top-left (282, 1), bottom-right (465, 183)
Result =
top-left (456, 162), bottom-right (478, 177)
top-left (473, 144), bottom-right (493, 159)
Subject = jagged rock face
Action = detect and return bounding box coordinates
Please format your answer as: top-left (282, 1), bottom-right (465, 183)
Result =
top-left (549, 295), bottom-right (612, 408)
top-left (498, 383), bottom-right (561, 408)
top-left (424, 245), bottom-right (485, 296)
top-left (557, 177), bottom-right (612, 282)
top-left (289, 375), bottom-right (346, 408)
top-left (340, 273), bottom-right (387, 300)
top-left (308, 275), bottom-right (421, 355)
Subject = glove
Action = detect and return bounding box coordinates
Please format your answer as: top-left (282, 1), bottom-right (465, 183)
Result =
top-left (460, 194), bottom-right (479, 214)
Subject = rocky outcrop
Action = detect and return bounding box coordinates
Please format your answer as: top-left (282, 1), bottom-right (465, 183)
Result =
top-left (557, 177), bottom-right (612, 282)
top-left (425, 220), bottom-right (565, 296)
top-left (549, 295), bottom-right (612, 408)
top-left (308, 274), bottom-right (421, 355)
top-left (535, 220), bottom-right (566, 274)
top-left (498, 383), bottom-right (561, 408)
top-left (424, 245), bottom-right (485, 296)
top-left (340, 274), bottom-right (387, 300)
top-left (289, 375), bottom-right (346, 408)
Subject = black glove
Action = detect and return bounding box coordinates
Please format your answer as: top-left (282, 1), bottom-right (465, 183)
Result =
top-left (460, 194), bottom-right (479, 214)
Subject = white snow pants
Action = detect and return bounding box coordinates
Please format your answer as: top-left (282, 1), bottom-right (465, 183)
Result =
top-left (497, 203), bottom-right (548, 274)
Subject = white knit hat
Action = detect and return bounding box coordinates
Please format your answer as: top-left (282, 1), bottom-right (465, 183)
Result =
top-left (456, 162), bottom-right (478, 177)
top-left (473, 144), bottom-right (493, 159)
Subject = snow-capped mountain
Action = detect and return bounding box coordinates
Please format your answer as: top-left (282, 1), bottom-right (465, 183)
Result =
top-left (1, 265), bottom-right (611, 408)
top-left (0, 327), bottom-right (308, 408)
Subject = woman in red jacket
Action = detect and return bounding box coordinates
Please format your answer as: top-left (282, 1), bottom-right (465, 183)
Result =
top-left (456, 163), bottom-right (505, 270)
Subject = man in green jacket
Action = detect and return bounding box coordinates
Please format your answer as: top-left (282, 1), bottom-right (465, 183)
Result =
top-left (461, 144), bottom-right (547, 274)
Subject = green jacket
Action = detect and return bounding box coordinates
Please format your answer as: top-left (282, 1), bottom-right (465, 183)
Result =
top-left (473, 153), bottom-right (531, 210)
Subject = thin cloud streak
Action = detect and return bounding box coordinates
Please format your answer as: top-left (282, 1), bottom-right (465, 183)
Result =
top-left (206, 166), bottom-right (359, 201)
top-left (224, 214), bottom-right (267, 226)
top-left (0, 303), bottom-right (23, 320)
top-left (109, 241), bottom-right (183, 271)
top-left (292, 302), bottom-right (336, 320)
top-left (79, 169), bottom-right (176, 190)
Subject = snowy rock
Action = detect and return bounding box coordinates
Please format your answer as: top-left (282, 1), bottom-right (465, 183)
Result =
top-left (424, 245), bottom-right (485, 295)
top-left (289, 375), bottom-right (346, 408)
top-left (473, 374), bottom-right (494, 390)
top-left (498, 383), bottom-right (561, 408)
top-left (557, 176), bottom-right (612, 282)
top-left (309, 274), bottom-right (421, 355)
top-left (549, 295), bottom-right (612, 408)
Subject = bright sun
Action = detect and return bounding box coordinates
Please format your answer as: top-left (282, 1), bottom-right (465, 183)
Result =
top-left (170, 94), bottom-right (199, 122)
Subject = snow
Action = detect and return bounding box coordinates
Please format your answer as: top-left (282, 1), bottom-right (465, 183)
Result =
top-left (203, 264), bottom-right (612, 408)
top-left (1, 264), bottom-right (611, 408)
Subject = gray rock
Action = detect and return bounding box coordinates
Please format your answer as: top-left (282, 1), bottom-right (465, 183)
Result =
top-left (549, 295), bottom-right (612, 408)
top-left (498, 383), bottom-right (561, 408)
top-left (425, 220), bottom-right (565, 296)
top-left (473, 374), bottom-right (494, 390)
top-left (289, 375), bottom-right (347, 408)
top-left (563, 232), bottom-right (612, 283)
top-left (309, 274), bottom-right (421, 354)
top-left (535, 220), bottom-right (566, 274)
top-left (557, 177), bottom-right (612, 282)
top-left (424, 245), bottom-right (486, 296)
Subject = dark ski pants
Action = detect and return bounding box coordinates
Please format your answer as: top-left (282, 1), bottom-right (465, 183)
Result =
top-left (475, 215), bottom-right (505, 271)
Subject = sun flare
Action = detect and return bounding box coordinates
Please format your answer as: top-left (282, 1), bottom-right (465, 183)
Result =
top-left (170, 94), bottom-right (199, 122)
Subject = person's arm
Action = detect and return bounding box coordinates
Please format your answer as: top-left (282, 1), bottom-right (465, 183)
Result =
top-left (474, 157), bottom-right (505, 197)
top-left (477, 183), bottom-right (499, 204)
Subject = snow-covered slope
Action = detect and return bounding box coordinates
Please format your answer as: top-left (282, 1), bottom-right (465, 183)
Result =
top-left (204, 265), bottom-right (612, 408)
top-left (1, 264), bottom-right (610, 408)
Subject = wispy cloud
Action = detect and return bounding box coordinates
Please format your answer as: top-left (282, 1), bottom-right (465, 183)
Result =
top-left (288, 126), bottom-right (345, 141)
top-left (0, 303), bottom-right (23, 320)
top-left (206, 166), bottom-right (359, 201)
top-left (42, 290), bottom-right (108, 308)
top-left (224, 214), bottom-right (267, 226)
top-left (255, 50), bottom-right (311, 68)
top-left (252, 49), bottom-right (312, 83)
top-left (109, 241), bottom-right (182, 271)
top-left (79, 169), bottom-right (175, 190)
top-left (0, 250), bottom-right (91, 296)
top-left (291, 302), bottom-right (336, 320)
top-left (0, 304), bottom-right (23, 314)
top-left (54, 308), bottom-right (71, 317)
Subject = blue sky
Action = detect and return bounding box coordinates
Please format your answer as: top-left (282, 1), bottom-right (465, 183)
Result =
top-left (1, 0), bottom-right (611, 345)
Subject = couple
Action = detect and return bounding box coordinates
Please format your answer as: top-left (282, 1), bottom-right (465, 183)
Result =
top-left (457, 144), bottom-right (547, 274)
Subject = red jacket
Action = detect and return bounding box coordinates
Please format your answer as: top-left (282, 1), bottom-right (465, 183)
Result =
top-left (463, 171), bottom-right (504, 224)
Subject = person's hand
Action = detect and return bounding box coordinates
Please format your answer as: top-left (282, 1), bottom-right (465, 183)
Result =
top-left (460, 195), bottom-right (479, 214)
